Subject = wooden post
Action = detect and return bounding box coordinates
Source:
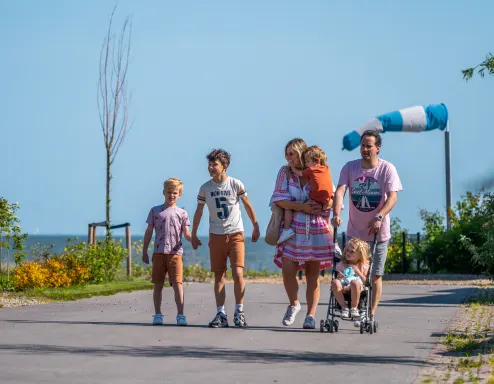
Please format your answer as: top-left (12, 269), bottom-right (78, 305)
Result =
top-left (92, 226), bottom-right (97, 245)
top-left (125, 224), bottom-right (132, 278)
top-left (88, 224), bottom-right (93, 246)
top-left (402, 231), bottom-right (407, 274)
top-left (416, 232), bottom-right (421, 273)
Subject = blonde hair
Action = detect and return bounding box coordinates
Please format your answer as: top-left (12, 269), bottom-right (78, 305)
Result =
top-left (303, 145), bottom-right (327, 166)
top-left (163, 178), bottom-right (184, 194)
top-left (285, 138), bottom-right (307, 169)
top-left (343, 238), bottom-right (370, 266)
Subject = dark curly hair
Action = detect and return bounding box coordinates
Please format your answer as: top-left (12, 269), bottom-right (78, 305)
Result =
top-left (360, 129), bottom-right (382, 147)
top-left (206, 148), bottom-right (231, 168)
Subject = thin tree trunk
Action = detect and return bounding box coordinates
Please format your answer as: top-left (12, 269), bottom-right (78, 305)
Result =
top-left (106, 150), bottom-right (111, 240)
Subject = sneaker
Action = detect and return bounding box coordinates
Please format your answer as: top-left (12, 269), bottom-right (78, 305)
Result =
top-left (208, 312), bottom-right (229, 328)
top-left (234, 311), bottom-right (248, 328)
top-left (350, 308), bottom-right (360, 319)
top-left (282, 302), bottom-right (301, 326)
top-left (303, 315), bottom-right (316, 329)
top-left (277, 228), bottom-right (295, 244)
top-left (176, 314), bottom-right (188, 326)
top-left (152, 314), bottom-right (163, 325)
top-left (340, 308), bottom-right (349, 319)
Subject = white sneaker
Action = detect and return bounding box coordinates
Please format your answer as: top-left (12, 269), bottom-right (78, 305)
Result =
top-left (152, 314), bottom-right (164, 325)
top-left (350, 308), bottom-right (360, 319)
top-left (277, 229), bottom-right (295, 244)
top-left (282, 302), bottom-right (301, 326)
top-left (176, 314), bottom-right (188, 326)
top-left (340, 308), bottom-right (349, 319)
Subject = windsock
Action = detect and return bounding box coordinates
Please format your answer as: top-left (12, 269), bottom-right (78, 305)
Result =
top-left (342, 103), bottom-right (449, 151)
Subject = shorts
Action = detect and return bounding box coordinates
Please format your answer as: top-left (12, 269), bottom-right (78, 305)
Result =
top-left (347, 237), bottom-right (389, 276)
top-left (151, 253), bottom-right (183, 285)
top-left (208, 232), bottom-right (245, 273)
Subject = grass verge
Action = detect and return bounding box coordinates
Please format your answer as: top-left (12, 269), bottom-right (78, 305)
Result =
top-left (417, 286), bottom-right (494, 384)
top-left (9, 278), bottom-right (154, 302)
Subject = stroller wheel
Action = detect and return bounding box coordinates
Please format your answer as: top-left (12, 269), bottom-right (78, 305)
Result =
top-left (320, 320), bottom-right (325, 333)
top-left (334, 320), bottom-right (339, 333)
top-left (373, 321), bottom-right (378, 333)
top-left (328, 321), bottom-right (334, 333)
top-left (369, 321), bottom-right (374, 335)
top-left (359, 322), bottom-right (364, 334)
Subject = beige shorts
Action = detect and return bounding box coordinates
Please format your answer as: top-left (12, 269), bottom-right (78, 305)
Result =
top-left (151, 253), bottom-right (183, 285)
top-left (208, 232), bottom-right (245, 272)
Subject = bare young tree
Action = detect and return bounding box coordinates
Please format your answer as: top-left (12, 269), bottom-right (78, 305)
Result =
top-left (97, 5), bottom-right (132, 238)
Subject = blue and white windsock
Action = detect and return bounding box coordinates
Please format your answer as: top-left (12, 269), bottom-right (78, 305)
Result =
top-left (342, 103), bottom-right (449, 151)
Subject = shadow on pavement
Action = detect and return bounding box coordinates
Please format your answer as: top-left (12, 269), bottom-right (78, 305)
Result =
top-left (0, 343), bottom-right (425, 366)
top-left (4, 320), bottom-right (346, 333)
top-left (379, 287), bottom-right (477, 306)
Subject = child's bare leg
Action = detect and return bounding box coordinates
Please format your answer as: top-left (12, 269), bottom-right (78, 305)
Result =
top-left (153, 283), bottom-right (164, 314)
top-left (284, 209), bottom-right (293, 230)
top-left (350, 280), bottom-right (361, 309)
top-left (172, 282), bottom-right (184, 315)
top-left (331, 279), bottom-right (346, 308)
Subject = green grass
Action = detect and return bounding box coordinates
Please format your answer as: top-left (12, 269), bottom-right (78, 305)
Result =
top-left (457, 357), bottom-right (482, 369)
top-left (18, 278), bottom-right (154, 301)
top-left (444, 333), bottom-right (483, 352)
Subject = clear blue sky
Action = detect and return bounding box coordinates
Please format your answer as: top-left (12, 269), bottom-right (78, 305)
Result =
top-left (1, 0), bottom-right (492, 236)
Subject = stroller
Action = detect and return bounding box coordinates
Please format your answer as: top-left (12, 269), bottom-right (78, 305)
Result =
top-left (320, 228), bottom-right (379, 335)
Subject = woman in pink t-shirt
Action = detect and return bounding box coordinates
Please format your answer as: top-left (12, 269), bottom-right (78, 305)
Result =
top-left (270, 138), bottom-right (334, 329)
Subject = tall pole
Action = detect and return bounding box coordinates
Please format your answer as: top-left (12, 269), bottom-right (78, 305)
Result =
top-left (445, 126), bottom-right (452, 229)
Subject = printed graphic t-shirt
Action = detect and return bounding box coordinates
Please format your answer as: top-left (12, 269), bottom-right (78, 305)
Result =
top-left (146, 205), bottom-right (190, 255)
top-left (197, 177), bottom-right (246, 235)
top-left (337, 159), bottom-right (402, 242)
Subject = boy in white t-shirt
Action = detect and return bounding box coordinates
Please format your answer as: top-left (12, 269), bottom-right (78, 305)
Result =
top-left (191, 149), bottom-right (260, 328)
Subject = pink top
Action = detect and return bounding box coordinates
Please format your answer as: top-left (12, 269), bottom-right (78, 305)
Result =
top-left (337, 158), bottom-right (402, 242)
top-left (146, 204), bottom-right (190, 255)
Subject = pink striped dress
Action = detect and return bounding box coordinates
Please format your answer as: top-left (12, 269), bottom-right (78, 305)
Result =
top-left (270, 166), bottom-right (334, 271)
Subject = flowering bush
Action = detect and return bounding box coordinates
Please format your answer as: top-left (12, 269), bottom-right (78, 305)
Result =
top-left (13, 238), bottom-right (127, 290)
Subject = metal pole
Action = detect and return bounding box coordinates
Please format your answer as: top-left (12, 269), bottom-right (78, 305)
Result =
top-left (445, 127), bottom-right (452, 229)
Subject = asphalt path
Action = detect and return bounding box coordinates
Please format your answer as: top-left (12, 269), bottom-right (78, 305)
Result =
top-left (0, 283), bottom-right (475, 384)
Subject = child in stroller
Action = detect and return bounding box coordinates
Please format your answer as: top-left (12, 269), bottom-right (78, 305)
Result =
top-left (321, 231), bottom-right (378, 334)
top-left (331, 238), bottom-right (370, 320)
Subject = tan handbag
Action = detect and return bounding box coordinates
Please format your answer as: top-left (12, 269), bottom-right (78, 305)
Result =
top-left (264, 204), bottom-right (284, 246)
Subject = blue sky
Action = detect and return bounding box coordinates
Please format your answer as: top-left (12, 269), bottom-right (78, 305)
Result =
top-left (1, 0), bottom-right (493, 236)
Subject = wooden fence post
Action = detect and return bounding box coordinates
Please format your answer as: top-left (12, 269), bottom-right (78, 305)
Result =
top-left (88, 224), bottom-right (93, 246)
top-left (416, 232), bottom-right (421, 273)
top-left (402, 231), bottom-right (407, 273)
top-left (125, 224), bottom-right (132, 278)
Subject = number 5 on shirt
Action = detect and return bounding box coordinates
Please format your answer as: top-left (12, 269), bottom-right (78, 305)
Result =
top-left (215, 197), bottom-right (229, 220)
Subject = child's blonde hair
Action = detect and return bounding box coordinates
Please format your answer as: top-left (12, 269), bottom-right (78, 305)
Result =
top-left (163, 178), bottom-right (184, 194)
top-left (303, 145), bottom-right (327, 166)
top-left (343, 238), bottom-right (370, 265)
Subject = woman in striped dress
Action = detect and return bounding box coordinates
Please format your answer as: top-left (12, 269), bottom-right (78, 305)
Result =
top-left (270, 138), bottom-right (334, 329)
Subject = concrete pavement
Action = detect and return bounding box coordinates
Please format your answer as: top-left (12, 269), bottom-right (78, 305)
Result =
top-left (0, 283), bottom-right (475, 384)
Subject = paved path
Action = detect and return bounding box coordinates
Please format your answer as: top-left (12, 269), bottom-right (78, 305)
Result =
top-left (0, 283), bottom-right (476, 384)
